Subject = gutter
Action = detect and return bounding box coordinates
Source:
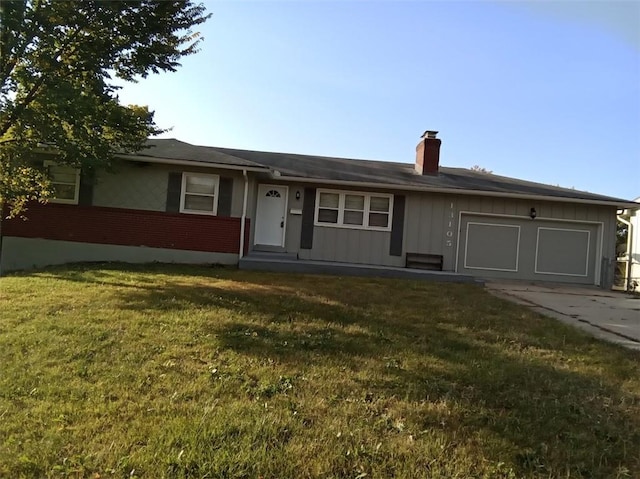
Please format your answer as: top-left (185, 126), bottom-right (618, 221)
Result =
top-left (43, 148), bottom-right (636, 209)
top-left (271, 174), bottom-right (640, 209)
top-left (118, 154), bottom-right (269, 173)
top-left (239, 169), bottom-right (249, 259)
top-left (617, 214), bottom-right (633, 291)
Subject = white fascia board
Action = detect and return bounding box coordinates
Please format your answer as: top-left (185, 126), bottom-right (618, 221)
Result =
top-left (118, 154), bottom-right (269, 173)
top-left (273, 174), bottom-right (639, 209)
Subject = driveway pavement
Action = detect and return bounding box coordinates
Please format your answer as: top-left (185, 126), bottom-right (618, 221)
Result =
top-left (486, 282), bottom-right (640, 351)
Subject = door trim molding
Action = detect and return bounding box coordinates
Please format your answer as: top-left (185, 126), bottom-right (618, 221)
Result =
top-left (254, 184), bottom-right (288, 248)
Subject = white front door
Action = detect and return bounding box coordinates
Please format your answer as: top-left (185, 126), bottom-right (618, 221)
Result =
top-left (254, 184), bottom-right (288, 247)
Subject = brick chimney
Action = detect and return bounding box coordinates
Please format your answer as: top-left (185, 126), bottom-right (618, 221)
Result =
top-left (415, 130), bottom-right (441, 175)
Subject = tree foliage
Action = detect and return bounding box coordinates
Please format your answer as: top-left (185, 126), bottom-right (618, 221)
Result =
top-left (0, 0), bottom-right (210, 216)
top-left (616, 221), bottom-right (628, 254)
top-left (470, 165), bottom-right (492, 174)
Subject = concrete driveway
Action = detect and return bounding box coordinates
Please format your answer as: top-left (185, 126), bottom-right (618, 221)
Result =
top-left (486, 282), bottom-right (640, 351)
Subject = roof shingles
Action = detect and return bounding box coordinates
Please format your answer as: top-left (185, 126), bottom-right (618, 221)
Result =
top-left (136, 139), bottom-right (634, 206)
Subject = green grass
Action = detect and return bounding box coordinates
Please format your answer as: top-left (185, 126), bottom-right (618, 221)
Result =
top-left (1, 263), bottom-right (639, 478)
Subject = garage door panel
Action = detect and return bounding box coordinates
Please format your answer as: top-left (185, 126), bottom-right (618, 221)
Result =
top-left (457, 214), bottom-right (599, 285)
top-left (535, 227), bottom-right (590, 277)
top-left (464, 223), bottom-right (520, 272)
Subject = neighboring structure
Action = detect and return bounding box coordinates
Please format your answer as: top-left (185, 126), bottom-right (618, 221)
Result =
top-left (2, 132), bottom-right (638, 287)
top-left (617, 198), bottom-right (640, 291)
top-left (633, 200), bottom-right (640, 290)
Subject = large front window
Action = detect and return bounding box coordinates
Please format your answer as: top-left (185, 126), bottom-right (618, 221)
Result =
top-left (180, 173), bottom-right (219, 215)
top-left (45, 161), bottom-right (80, 204)
top-left (315, 189), bottom-right (393, 231)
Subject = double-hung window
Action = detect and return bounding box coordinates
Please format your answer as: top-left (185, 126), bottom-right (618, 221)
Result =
top-left (180, 172), bottom-right (219, 215)
top-left (44, 161), bottom-right (80, 204)
top-left (315, 189), bottom-right (393, 231)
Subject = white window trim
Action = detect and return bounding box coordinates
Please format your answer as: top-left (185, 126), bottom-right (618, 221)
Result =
top-left (44, 160), bottom-right (80, 205)
top-left (180, 172), bottom-right (220, 216)
top-left (314, 188), bottom-right (393, 231)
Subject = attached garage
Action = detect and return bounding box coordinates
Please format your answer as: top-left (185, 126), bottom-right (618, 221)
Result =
top-left (456, 213), bottom-right (600, 285)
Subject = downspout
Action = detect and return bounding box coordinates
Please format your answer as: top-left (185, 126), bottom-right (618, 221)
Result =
top-left (617, 213), bottom-right (633, 292)
top-left (239, 169), bottom-right (249, 259)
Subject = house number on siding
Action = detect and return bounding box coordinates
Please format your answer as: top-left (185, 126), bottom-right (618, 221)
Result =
top-left (445, 202), bottom-right (455, 247)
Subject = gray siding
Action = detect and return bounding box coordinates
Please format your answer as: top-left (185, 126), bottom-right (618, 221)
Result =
top-left (245, 177), bottom-right (260, 250)
top-left (404, 192), bottom-right (617, 284)
top-left (404, 194), bottom-right (457, 269)
top-left (93, 162), bottom-right (246, 216)
top-left (94, 164), bottom-right (169, 211)
top-left (266, 184), bottom-right (404, 266)
top-left (285, 184), bottom-right (305, 254)
top-left (298, 226), bottom-right (403, 266)
top-left (455, 195), bottom-right (617, 273)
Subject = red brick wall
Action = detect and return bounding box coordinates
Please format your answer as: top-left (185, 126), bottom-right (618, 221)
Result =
top-left (3, 203), bottom-right (250, 254)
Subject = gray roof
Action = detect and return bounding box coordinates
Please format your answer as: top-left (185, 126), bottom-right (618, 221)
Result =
top-left (135, 138), bottom-right (635, 207)
top-left (134, 139), bottom-right (265, 169)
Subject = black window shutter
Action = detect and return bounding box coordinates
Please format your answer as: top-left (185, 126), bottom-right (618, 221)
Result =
top-left (300, 187), bottom-right (316, 249)
top-left (78, 173), bottom-right (94, 206)
top-left (217, 177), bottom-right (234, 217)
top-left (166, 172), bottom-right (182, 212)
top-left (389, 194), bottom-right (405, 256)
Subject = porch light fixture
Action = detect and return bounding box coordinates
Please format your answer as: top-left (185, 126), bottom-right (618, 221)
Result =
top-left (295, 190), bottom-right (301, 200)
top-left (529, 207), bottom-right (537, 220)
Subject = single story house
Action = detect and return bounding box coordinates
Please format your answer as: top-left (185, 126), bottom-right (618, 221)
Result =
top-left (2, 131), bottom-right (638, 287)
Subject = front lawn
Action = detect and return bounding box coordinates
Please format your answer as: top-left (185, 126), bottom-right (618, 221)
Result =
top-left (1, 264), bottom-right (639, 478)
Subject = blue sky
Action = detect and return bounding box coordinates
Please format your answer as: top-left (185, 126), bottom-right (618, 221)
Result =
top-left (117, 1), bottom-right (640, 200)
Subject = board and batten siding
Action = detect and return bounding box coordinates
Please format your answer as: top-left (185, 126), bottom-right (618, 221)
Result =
top-left (297, 226), bottom-right (403, 266)
top-left (454, 195), bottom-right (617, 265)
top-left (404, 194), bottom-right (457, 270)
top-left (284, 183), bottom-right (305, 254)
top-left (404, 191), bottom-right (617, 284)
top-left (290, 187), bottom-right (404, 267)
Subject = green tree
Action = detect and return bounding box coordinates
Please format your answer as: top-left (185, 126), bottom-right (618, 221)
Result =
top-left (469, 165), bottom-right (492, 174)
top-left (0, 0), bottom-right (211, 216)
top-left (616, 221), bottom-right (628, 255)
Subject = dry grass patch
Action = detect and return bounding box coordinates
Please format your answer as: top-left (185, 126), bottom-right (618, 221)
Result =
top-left (0, 263), bottom-right (639, 478)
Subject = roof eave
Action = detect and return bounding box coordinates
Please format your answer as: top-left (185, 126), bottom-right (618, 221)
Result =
top-left (273, 174), bottom-right (639, 209)
top-left (117, 154), bottom-right (269, 172)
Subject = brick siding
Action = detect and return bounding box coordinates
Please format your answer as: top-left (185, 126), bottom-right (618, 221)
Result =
top-left (3, 203), bottom-right (250, 254)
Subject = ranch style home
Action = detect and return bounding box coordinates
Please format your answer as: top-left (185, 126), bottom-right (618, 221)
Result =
top-left (2, 131), bottom-right (638, 287)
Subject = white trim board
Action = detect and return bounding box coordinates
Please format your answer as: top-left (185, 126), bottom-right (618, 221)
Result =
top-left (463, 222), bottom-right (521, 272)
top-left (534, 227), bottom-right (591, 277)
top-left (313, 188), bottom-right (394, 232)
top-left (454, 211), bottom-right (604, 286)
top-left (456, 211), bottom-right (604, 225)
